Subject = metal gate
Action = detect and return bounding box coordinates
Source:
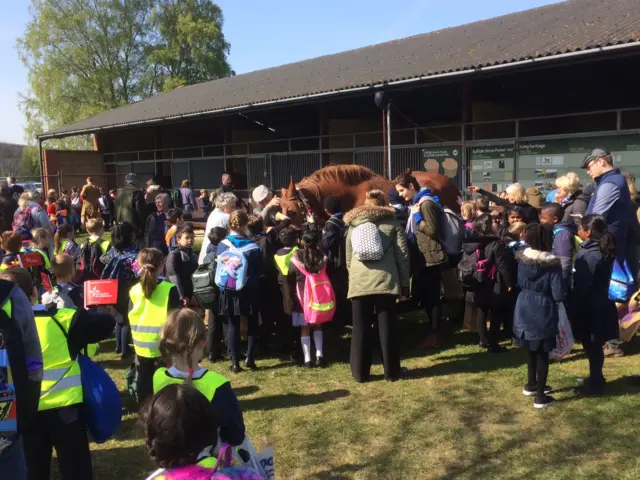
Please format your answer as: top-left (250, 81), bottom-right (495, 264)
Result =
top-left (353, 150), bottom-right (383, 175)
top-left (271, 153), bottom-right (320, 188)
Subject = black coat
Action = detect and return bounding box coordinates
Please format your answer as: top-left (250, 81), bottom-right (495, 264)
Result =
top-left (561, 190), bottom-right (590, 223)
top-left (115, 184), bottom-right (148, 236)
top-left (461, 235), bottom-right (515, 307)
top-left (569, 240), bottom-right (618, 344)
top-left (478, 189), bottom-right (539, 224)
top-left (514, 248), bottom-right (566, 341)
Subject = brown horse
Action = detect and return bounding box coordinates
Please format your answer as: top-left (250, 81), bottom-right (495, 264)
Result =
top-left (280, 165), bottom-right (461, 225)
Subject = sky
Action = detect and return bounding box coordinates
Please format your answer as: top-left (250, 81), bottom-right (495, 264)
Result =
top-left (0, 0), bottom-right (558, 145)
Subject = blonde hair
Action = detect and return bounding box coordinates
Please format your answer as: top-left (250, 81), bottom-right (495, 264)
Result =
top-left (555, 172), bottom-right (581, 197)
top-left (460, 201), bottom-right (476, 220)
top-left (365, 189), bottom-right (386, 206)
top-left (137, 248), bottom-right (165, 299)
top-left (181, 179), bottom-right (190, 188)
top-left (50, 254), bottom-right (75, 282)
top-left (86, 218), bottom-right (105, 235)
top-left (506, 183), bottom-right (527, 204)
top-left (507, 221), bottom-right (527, 240)
top-left (229, 210), bottom-right (249, 232)
top-left (31, 228), bottom-right (50, 249)
top-left (624, 172), bottom-right (638, 200)
top-left (159, 309), bottom-right (207, 385)
top-left (18, 192), bottom-right (30, 209)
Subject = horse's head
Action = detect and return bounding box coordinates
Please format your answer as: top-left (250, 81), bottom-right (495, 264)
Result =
top-left (280, 178), bottom-right (307, 227)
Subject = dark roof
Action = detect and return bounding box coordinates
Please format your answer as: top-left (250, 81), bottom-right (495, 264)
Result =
top-left (42, 0), bottom-right (640, 138)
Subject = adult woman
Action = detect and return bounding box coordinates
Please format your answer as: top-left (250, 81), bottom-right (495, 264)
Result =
top-left (180, 179), bottom-right (197, 213)
top-left (395, 170), bottom-right (448, 348)
top-left (198, 192), bottom-right (238, 264)
top-left (555, 173), bottom-right (589, 222)
top-left (468, 183), bottom-right (539, 224)
top-left (345, 190), bottom-right (410, 382)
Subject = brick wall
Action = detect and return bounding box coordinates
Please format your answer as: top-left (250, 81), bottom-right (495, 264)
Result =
top-left (42, 150), bottom-right (105, 193)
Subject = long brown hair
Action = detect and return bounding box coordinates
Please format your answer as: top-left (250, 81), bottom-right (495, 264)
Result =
top-left (54, 224), bottom-right (74, 254)
top-left (159, 309), bottom-right (206, 385)
top-left (136, 248), bottom-right (164, 299)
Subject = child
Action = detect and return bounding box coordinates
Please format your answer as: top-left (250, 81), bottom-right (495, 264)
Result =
top-left (98, 187), bottom-right (114, 230)
top-left (322, 195), bottom-right (349, 330)
top-left (78, 218), bottom-right (111, 282)
top-left (540, 202), bottom-right (577, 284)
top-left (46, 196), bottom-right (57, 227)
top-left (1, 267), bottom-right (114, 480)
top-left (1, 230), bottom-right (51, 295)
top-left (54, 199), bottom-right (69, 230)
top-left (514, 223), bottom-right (566, 408)
top-left (165, 208), bottom-right (184, 253)
top-left (460, 200), bottom-right (476, 236)
top-left (53, 224), bottom-right (80, 259)
top-left (141, 385), bottom-right (260, 480)
top-left (290, 227), bottom-right (328, 367)
top-left (30, 228), bottom-right (51, 264)
top-left (507, 206), bottom-right (525, 225)
top-left (459, 214), bottom-right (514, 353)
top-left (474, 195), bottom-right (490, 216)
top-left (101, 222), bottom-right (140, 359)
top-left (43, 254), bottom-right (83, 308)
top-left (204, 226), bottom-right (227, 362)
top-left (274, 227), bottom-right (300, 360)
top-left (570, 214), bottom-right (618, 395)
top-left (166, 225), bottom-right (199, 307)
top-left (216, 211), bottom-right (262, 373)
top-left (154, 309), bottom-right (246, 448)
top-left (129, 248), bottom-right (181, 405)
top-left (505, 221), bottom-right (527, 253)
top-left (0, 231), bottom-right (26, 270)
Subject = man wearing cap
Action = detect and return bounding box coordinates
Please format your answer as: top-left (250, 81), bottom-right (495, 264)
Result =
top-left (115, 173), bottom-right (148, 239)
top-left (582, 148), bottom-right (632, 262)
top-left (252, 185), bottom-right (280, 219)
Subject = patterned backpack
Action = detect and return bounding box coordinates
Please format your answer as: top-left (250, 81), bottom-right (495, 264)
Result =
top-left (350, 222), bottom-right (384, 261)
top-left (12, 207), bottom-right (35, 241)
top-left (215, 240), bottom-right (259, 292)
top-left (290, 256), bottom-right (335, 325)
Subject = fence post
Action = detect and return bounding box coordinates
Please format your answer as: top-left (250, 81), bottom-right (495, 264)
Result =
top-left (58, 168), bottom-right (63, 195)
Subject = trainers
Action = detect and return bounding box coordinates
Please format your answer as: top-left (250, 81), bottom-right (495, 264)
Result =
top-left (603, 342), bottom-right (624, 357)
top-left (522, 384), bottom-right (553, 396)
top-left (533, 394), bottom-right (555, 409)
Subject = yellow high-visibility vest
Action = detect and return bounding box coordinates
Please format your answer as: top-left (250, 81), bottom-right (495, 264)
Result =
top-left (129, 281), bottom-right (173, 358)
top-left (274, 246), bottom-right (298, 276)
top-left (153, 368), bottom-right (229, 401)
top-left (33, 307), bottom-right (83, 411)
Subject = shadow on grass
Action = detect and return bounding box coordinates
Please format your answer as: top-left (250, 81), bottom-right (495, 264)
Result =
top-left (552, 375), bottom-right (640, 403)
top-left (312, 463), bottom-right (365, 480)
top-left (90, 445), bottom-right (152, 480)
top-left (111, 416), bottom-right (142, 442)
top-left (241, 389), bottom-right (349, 411)
top-left (234, 385), bottom-right (260, 397)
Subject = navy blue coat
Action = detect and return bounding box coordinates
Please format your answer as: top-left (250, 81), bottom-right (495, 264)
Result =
top-left (569, 239), bottom-right (618, 344)
top-left (514, 249), bottom-right (566, 341)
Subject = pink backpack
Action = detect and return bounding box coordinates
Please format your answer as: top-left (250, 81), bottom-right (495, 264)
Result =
top-left (290, 256), bottom-right (336, 324)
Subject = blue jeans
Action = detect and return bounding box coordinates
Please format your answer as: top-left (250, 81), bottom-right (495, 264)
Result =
top-left (115, 323), bottom-right (132, 356)
top-left (0, 436), bottom-right (27, 480)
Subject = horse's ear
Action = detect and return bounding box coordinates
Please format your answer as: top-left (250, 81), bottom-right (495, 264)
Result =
top-left (287, 177), bottom-right (295, 194)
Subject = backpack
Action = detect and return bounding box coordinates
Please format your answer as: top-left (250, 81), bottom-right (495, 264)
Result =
top-left (290, 256), bottom-right (336, 324)
top-left (192, 261), bottom-right (219, 309)
top-left (440, 207), bottom-right (465, 256)
top-left (351, 222), bottom-right (384, 261)
top-left (457, 247), bottom-right (497, 292)
top-left (12, 207), bottom-right (35, 241)
top-left (215, 239), bottom-right (259, 291)
top-left (77, 240), bottom-right (105, 282)
top-left (50, 313), bottom-right (122, 443)
top-left (125, 363), bottom-right (139, 406)
top-left (552, 227), bottom-right (582, 265)
top-left (325, 217), bottom-right (347, 269)
top-left (171, 189), bottom-right (184, 209)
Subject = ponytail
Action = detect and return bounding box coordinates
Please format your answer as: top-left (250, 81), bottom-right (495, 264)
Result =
top-left (136, 248), bottom-right (164, 299)
top-left (159, 309), bottom-right (207, 384)
top-left (581, 214), bottom-right (616, 262)
top-left (54, 224), bottom-right (73, 254)
top-left (300, 227), bottom-right (323, 271)
top-left (598, 232), bottom-right (617, 263)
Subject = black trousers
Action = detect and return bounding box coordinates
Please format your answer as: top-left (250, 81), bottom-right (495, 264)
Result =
top-left (24, 406), bottom-right (93, 480)
top-left (258, 279), bottom-right (284, 350)
top-left (207, 306), bottom-right (226, 360)
top-left (527, 346), bottom-right (550, 398)
top-left (475, 305), bottom-right (502, 347)
top-left (136, 355), bottom-right (160, 406)
top-left (227, 314), bottom-right (258, 365)
top-left (583, 339), bottom-right (606, 388)
top-left (350, 295), bottom-right (400, 382)
top-left (414, 266), bottom-right (442, 332)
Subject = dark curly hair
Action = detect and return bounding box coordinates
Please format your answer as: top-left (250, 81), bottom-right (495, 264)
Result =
top-left (139, 384), bottom-right (219, 469)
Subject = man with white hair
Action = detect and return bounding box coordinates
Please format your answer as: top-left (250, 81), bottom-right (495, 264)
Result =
top-left (144, 193), bottom-right (171, 255)
top-left (198, 192), bottom-right (238, 264)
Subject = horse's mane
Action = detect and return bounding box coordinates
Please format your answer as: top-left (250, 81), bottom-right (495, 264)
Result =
top-left (297, 165), bottom-right (390, 199)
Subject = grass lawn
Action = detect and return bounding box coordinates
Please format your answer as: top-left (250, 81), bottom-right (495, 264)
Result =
top-left (64, 310), bottom-right (640, 480)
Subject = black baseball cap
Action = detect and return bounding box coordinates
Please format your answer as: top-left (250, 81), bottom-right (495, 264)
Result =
top-left (581, 148), bottom-right (611, 169)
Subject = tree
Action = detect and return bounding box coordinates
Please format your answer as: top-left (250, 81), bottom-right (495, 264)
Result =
top-left (17, 0), bottom-right (232, 146)
top-left (0, 144), bottom-right (25, 178)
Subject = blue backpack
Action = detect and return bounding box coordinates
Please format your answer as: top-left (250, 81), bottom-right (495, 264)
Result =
top-left (215, 239), bottom-right (259, 291)
top-left (77, 353), bottom-right (122, 443)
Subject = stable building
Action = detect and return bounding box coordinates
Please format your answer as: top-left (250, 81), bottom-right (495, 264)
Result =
top-left (40, 0), bottom-right (640, 199)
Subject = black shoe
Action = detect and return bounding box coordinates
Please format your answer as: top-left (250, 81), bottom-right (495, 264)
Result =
top-left (479, 342), bottom-right (490, 349)
top-left (573, 383), bottom-right (604, 396)
top-left (489, 344), bottom-right (508, 353)
top-left (114, 348), bottom-right (122, 355)
top-left (315, 356), bottom-right (326, 368)
top-left (533, 394), bottom-right (555, 409)
top-left (244, 360), bottom-right (258, 371)
top-left (229, 364), bottom-right (244, 374)
top-left (523, 384), bottom-right (553, 396)
top-left (303, 361), bottom-right (314, 369)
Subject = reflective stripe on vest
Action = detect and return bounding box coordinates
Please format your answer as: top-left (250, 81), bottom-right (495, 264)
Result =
top-left (56, 240), bottom-right (69, 255)
top-left (153, 368), bottom-right (229, 401)
top-left (0, 297), bottom-right (16, 439)
top-left (34, 308), bottom-right (83, 411)
top-left (33, 249), bottom-right (51, 270)
top-left (129, 281), bottom-right (173, 358)
top-left (274, 246), bottom-right (298, 276)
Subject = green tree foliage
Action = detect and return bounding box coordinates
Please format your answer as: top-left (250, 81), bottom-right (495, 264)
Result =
top-left (17, 0), bottom-right (232, 145)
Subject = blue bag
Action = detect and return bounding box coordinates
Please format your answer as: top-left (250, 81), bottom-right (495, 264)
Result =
top-left (215, 239), bottom-right (259, 291)
top-left (77, 353), bottom-right (122, 443)
top-left (608, 258), bottom-right (635, 303)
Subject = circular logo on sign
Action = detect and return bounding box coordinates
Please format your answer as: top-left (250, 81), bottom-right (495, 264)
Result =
top-left (453, 149), bottom-right (459, 156)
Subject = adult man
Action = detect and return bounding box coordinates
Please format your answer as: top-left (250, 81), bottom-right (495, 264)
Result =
top-left (5, 177), bottom-right (24, 200)
top-left (144, 193), bottom-right (171, 255)
top-left (251, 185), bottom-right (280, 219)
top-left (212, 172), bottom-right (234, 203)
top-left (115, 173), bottom-right (148, 240)
top-left (582, 148), bottom-right (632, 261)
top-left (79, 177), bottom-right (101, 228)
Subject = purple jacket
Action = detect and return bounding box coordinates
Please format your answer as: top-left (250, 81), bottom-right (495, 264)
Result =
top-left (180, 188), bottom-right (197, 212)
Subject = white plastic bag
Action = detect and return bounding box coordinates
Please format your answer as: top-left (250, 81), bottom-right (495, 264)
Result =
top-left (235, 436), bottom-right (275, 480)
top-left (550, 303), bottom-right (574, 360)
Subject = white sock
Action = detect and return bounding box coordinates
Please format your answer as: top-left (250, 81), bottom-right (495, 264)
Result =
top-left (301, 336), bottom-right (311, 363)
top-left (313, 330), bottom-right (323, 359)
